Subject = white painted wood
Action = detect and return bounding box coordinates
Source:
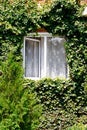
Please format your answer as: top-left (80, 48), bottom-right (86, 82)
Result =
top-left (25, 37), bottom-right (40, 42)
top-left (43, 36), bottom-right (47, 77)
top-left (82, 7), bottom-right (87, 17)
top-left (39, 41), bottom-right (41, 78)
top-left (23, 37), bottom-right (26, 76)
top-left (40, 37), bottom-right (44, 78)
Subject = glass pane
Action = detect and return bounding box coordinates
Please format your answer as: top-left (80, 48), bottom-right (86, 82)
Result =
top-left (46, 37), bottom-right (67, 78)
top-left (25, 39), bottom-right (39, 77)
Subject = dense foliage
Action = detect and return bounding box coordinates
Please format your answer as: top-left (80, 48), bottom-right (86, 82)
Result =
top-left (0, 0), bottom-right (38, 62)
top-left (0, 50), bottom-right (42, 130)
top-left (0, 0), bottom-right (87, 129)
top-left (40, 0), bottom-right (87, 86)
top-left (25, 78), bottom-right (87, 130)
top-left (67, 123), bottom-right (87, 130)
top-left (0, 0), bottom-right (87, 86)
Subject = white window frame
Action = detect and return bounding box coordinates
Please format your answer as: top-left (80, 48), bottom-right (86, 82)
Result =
top-left (23, 37), bottom-right (41, 80)
top-left (23, 33), bottom-right (68, 80)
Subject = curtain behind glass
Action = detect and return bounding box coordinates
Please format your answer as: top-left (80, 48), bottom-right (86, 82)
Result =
top-left (25, 39), bottom-right (39, 77)
top-left (46, 37), bottom-right (67, 78)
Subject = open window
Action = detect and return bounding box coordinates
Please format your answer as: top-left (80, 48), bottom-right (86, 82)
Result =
top-left (23, 33), bottom-right (68, 79)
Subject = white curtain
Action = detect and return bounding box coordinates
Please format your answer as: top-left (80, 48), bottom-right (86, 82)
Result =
top-left (46, 37), bottom-right (67, 78)
top-left (25, 39), bottom-right (39, 77)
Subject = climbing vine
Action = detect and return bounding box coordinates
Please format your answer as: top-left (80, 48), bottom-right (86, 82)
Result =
top-left (0, 0), bottom-right (87, 86)
top-left (0, 0), bottom-right (87, 129)
top-left (0, 0), bottom-right (39, 62)
top-left (40, 0), bottom-right (87, 86)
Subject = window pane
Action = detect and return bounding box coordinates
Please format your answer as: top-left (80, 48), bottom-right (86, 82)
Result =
top-left (46, 37), bottom-right (67, 78)
top-left (25, 39), bottom-right (39, 77)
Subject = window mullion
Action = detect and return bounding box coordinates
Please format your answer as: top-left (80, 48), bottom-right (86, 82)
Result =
top-left (44, 36), bottom-right (47, 77)
top-left (39, 41), bottom-right (40, 78)
top-left (24, 37), bottom-right (26, 77)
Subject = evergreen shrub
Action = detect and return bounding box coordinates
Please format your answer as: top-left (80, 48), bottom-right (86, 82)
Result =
top-left (0, 49), bottom-right (42, 130)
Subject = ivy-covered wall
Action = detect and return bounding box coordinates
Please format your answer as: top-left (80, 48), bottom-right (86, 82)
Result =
top-left (0, 0), bottom-right (39, 62)
top-left (0, 0), bottom-right (87, 86)
top-left (24, 78), bottom-right (87, 130)
top-left (0, 0), bottom-right (87, 129)
top-left (40, 0), bottom-right (87, 86)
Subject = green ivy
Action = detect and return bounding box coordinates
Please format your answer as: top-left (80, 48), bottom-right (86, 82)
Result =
top-left (0, 1), bottom-right (87, 129)
top-left (25, 78), bottom-right (87, 129)
top-left (40, 0), bottom-right (87, 86)
top-left (0, 0), bottom-right (87, 86)
top-left (0, 0), bottom-right (39, 61)
top-left (67, 123), bottom-right (87, 130)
